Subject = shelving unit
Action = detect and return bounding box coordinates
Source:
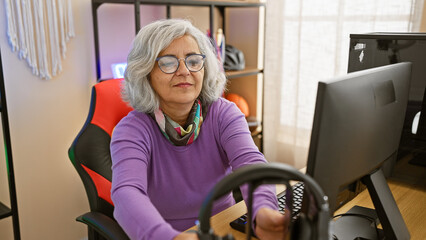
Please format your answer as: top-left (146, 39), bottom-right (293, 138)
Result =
top-left (0, 49), bottom-right (21, 239)
top-left (91, 0), bottom-right (266, 150)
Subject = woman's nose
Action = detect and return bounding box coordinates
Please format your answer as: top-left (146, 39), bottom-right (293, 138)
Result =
top-left (175, 59), bottom-right (190, 76)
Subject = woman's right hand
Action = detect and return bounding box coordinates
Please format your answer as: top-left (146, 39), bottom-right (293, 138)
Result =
top-left (255, 207), bottom-right (290, 240)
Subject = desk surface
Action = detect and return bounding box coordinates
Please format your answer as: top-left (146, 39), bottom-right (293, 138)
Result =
top-left (334, 179), bottom-right (426, 239)
top-left (189, 179), bottom-right (426, 239)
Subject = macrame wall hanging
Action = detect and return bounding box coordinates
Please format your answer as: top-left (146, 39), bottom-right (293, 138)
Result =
top-left (4, 0), bottom-right (75, 79)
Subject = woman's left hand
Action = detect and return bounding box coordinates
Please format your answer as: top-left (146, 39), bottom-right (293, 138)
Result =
top-left (254, 207), bottom-right (290, 240)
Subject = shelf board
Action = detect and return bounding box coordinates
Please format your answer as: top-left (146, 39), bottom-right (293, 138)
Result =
top-left (225, 67), bottom-right (263, 79)
top-left (92, 0), bottom-right (266, 7)
top-left (246, 116), bottom-right (262, 136)
top-left (0, 201), bottom-right (12, 219)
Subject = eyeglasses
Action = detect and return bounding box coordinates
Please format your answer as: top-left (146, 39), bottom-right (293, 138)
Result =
top-left (155, 54), bottom-right (206, 74)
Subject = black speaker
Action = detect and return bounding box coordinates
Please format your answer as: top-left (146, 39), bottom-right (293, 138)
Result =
top-left (196, 163), bottom-right (331, 240)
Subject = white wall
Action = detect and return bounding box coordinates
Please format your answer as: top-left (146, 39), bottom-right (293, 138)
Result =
top-left (0, 0), bottom-right (96, 239)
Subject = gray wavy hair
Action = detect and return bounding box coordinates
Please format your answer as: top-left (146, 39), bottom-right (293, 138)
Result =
top-left (123, 18), bottom-right (227, 113)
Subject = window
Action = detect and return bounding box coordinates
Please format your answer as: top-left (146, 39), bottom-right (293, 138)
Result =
top-left (264, 0), bottom-right (424, 167)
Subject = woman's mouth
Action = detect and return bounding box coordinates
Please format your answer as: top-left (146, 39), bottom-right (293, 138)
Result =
top-left (174, 82), bottom-right (193, 88)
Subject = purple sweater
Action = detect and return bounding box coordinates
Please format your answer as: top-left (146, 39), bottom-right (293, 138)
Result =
top-left (110, 98), bottom-right (278, 240)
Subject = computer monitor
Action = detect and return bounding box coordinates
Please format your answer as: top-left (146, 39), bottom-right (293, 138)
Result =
top-left (348, 33), bottom-right (426, 168)
top-left (306, 62), bottom-right (411, 239)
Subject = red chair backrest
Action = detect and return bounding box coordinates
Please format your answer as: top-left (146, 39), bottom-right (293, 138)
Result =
top-left (69, 79), bottom-right (133, 217)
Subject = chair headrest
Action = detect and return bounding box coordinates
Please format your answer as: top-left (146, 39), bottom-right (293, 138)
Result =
top-left (90, 79), bottom-right (133, 136)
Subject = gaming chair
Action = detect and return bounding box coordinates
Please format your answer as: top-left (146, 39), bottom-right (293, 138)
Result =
top-left (68, 79), bottom-right (132, 240)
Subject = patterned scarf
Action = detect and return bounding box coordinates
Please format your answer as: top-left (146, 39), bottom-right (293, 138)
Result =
top-left (153, 99), bottom-right (204, 146)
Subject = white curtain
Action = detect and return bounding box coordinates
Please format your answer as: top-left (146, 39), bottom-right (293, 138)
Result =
top-left (263, 0), bottom-right (424, 169)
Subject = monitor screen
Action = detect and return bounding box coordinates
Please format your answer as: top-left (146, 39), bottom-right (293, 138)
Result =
top-left (306, 62), bottom-right (411, 239)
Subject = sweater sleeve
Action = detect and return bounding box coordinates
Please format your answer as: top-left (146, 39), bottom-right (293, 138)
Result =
top-left (215, 99), bottom-right (279, 225)
top-left (110, 116), bottom-right (180, 240)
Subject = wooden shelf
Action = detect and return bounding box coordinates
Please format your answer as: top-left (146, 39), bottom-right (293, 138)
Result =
top-left (225, 67), bottom-right (263, 79)
top-left (92, 0), bottom-right (265, 7)
top-left (247, 116), bottom-right (261, 137)
top-left (91, 0), bottom-right (265, 151)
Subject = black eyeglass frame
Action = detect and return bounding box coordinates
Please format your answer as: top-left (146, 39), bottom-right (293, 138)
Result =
top-left (155, 54), bottom-right (206, 74)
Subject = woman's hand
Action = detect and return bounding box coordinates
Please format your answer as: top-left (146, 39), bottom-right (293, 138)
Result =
top-left (255, 207), bottom-right (290, 240)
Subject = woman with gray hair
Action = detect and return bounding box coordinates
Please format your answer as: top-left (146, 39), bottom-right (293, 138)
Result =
top-left (110, 19), bottom-right (288, 240)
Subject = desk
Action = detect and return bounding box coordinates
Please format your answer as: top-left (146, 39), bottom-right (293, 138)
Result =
top-left (189, 179), bottom-right (426, 239)
top-left (334, 179), bottom-right (426, 239)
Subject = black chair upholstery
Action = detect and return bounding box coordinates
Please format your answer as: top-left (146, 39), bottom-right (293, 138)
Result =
top-left (68, 79), bottom-right (133, 240)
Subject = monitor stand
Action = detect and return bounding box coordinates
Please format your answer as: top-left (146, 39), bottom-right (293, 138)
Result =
top-left (332, 169), bottom-right (410, 240)
top-left (333, 205), bottom-right (384, 240)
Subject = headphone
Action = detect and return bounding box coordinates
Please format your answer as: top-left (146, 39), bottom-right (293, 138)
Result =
top-left (196, 163), bottom-right (331, 240)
